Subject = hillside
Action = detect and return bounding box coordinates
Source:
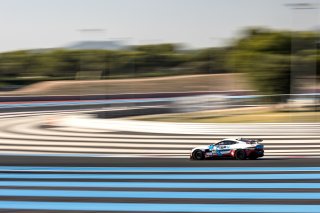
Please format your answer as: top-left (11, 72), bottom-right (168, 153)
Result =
top-left (2, 74), bottom-right (252, 96)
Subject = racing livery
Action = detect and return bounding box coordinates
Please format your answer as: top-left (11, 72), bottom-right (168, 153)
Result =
top-left (190, 138), bottom-right (264, 160)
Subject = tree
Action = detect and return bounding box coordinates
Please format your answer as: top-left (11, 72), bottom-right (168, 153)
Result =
top-left (227, 28), bottom-right (318, 96)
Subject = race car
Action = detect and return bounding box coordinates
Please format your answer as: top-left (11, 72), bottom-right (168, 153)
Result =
top-left (190, 138), bottom-right (264, 160)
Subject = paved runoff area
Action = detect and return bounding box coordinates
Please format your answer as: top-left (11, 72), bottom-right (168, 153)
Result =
top-left (0, 161), bottom-right (320, 212)
top-left (0, 113), bottom-right (319, 158)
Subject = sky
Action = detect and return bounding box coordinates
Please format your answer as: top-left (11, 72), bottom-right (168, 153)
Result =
top-left (0, 0), bottom-right (319, 52)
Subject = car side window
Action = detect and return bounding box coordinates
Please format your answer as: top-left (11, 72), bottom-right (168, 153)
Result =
top-left (227, 141), bottom-right (237, 145)
top-left (223, 140), bottom-right (237, 145)
top-left (216, 141), bottom-right (225, 146)
top-left (223, 141), bottom-right (231, 145)
top-left (220, 141), bottom-right (229, 145)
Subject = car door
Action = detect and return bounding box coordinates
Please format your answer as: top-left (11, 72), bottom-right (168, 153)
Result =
top-left (216, 141), bottom-right (233, 156)
top-left (221, 141), bottom-right (234, 155)
top-left (214, 141), bottom-right (225, 156)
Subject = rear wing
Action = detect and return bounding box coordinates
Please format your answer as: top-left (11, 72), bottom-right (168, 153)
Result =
top-left (238, 138), bottom-right (263, 143)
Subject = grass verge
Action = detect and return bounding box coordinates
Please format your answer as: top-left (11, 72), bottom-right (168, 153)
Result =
top-left (131, 107), bottom-right (320, 123)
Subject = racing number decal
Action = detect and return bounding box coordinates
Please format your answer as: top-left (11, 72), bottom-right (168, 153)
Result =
top-left (216, 149), bottom-right (222, 156)
top-left (216, 146), bottom-right (222, 156)
top-left (217, 145), bottom-right (230, 156)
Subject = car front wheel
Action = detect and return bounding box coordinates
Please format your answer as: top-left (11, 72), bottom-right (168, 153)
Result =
top-left (192, 150), bottom-right (205, 160)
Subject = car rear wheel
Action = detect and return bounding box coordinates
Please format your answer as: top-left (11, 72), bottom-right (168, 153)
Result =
top-left (192, 150), bottom-right (205, 160)
top-left (235, 149), bottom-right (247, 160)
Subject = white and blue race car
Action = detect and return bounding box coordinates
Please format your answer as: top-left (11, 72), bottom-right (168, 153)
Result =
top-left (190, 138), bottom-right (264, 160)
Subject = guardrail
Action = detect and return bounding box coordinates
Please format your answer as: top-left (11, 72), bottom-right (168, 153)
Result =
top-left (0, 91), bottom-right (253, 102)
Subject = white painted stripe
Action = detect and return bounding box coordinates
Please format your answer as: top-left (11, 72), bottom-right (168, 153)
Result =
top-left (0, 150), bottom-right (319, 158)
top-left (1, 146), bottom-right (320, 156)
top-left (5, 120), bottom-right (320, 139)
top-left (1, 130), bottom-right (319, 144)
top-left (58, 115), bottom-right (320, 135)
top-left (0, 140), bottom-right (195, 149)
top-left (0, 145), bottom-right (188, 153)
top-left (2, 139), bottom-right (320, 150)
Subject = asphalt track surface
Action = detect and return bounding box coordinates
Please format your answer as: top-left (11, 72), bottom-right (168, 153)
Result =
top-left (0, 155), bottom-right (320, 167)
top-left (1, 157), bottom-right (320, 213)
